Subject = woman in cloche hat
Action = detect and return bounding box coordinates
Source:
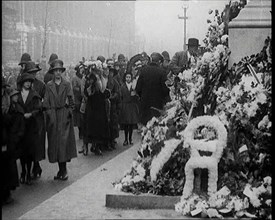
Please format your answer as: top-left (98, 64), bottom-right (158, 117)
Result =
top-left (17, 72), bottom-right (42, 185)
top-left (43, 59), bottom-right (77, 180)
top-left (44, 53), bottom-right (59, 84)
top-left (2, 88), bottom-right (25, 205)
top-left (25, 61), bottom-right (46, 179)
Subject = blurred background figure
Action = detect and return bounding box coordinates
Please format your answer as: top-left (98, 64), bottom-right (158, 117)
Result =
top-left (72, 63), bottom-right (85, 140)
top-left (161, 51), bottom-right (171, 75)
top-left (44, 53), bottom-right (59, 84)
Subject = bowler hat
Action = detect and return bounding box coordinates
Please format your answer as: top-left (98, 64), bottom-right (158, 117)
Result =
top-left (114, 61), bottom-right (119, 67)
top-left (97, 55), bottom-right (106, 63)
top-left (18, 73), bottom-right (35, 85)
top-left (161, 51), bottom-right (170, 61)
top-left (186, 38), bottom-right (200, 47)
top-left (24, 61), bottom-right (42, 73)
top-left (9, 89), bottom-right (20, 97)
top-left (109, 68), bottom-right (118, 76)
top-left (151, 52), bottom-right (164, 63)
top-left (141, 52), bottom-right (150, 60)
top-left (18, 53), bottom-right (32, 65)
top-left (48, 53), bottom-right (59, 65)
top-left (49, 59), bottom-right (66, 73)
top-left (118, 54), bottom-right (125, 61)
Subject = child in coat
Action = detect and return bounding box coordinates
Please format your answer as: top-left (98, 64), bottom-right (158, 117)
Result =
top-left (119, 72), bottom-right (139, 145)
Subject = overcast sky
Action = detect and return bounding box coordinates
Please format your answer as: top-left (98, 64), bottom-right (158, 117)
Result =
top-left (135, 0), bottom-right (228, 56)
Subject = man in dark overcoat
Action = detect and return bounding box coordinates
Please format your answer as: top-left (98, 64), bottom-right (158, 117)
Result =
top-left (169, 38), bottom-right (200, 75)
top-left (136, 52), bottom-right (170, 126)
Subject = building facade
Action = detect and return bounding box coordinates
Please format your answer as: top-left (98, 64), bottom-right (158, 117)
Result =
top-left (2, 1), bottom-right (136, 67)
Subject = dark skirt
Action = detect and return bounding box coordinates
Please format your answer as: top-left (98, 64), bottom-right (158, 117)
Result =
top-left (84, 92), bottom-right (111, 144)
top-left (119, 102), bottom-right (139, 127)
top-left (73, 103), bottom-right (82, 128)
top-left (1, 151), bottom-right (19, 191)
top-left (33, 112), bottom-right (46, 162)
top-left (109, 101), bottom-right (119, 139)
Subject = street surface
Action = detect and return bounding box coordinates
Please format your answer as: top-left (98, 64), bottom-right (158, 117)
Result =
top-left (2, 128), bottom-right (140, 220)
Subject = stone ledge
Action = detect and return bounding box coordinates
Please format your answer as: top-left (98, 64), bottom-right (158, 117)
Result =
top-left (106, 193), bottom-right (181, 209)
top-left (106, 193), bottom-right (251, 219)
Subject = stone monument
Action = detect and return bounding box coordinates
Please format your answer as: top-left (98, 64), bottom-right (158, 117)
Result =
top-left (228, 0), bottom-right (272, 67)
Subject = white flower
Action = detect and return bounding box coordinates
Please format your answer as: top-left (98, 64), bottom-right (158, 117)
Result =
top-left (150, 139), bottom-right (182, 181)
top-left (221, 34), bottom-right (228, 43)
top-left (250, 196), bottom-right (261, 208)
top-left (265, 199), bottom-right (272, 206)
top-left (241, 75), bottom-right (255, 91)
top-left (121, 175), bottom-right (132, 185)
top-left (263, 176), bottom-right (272, 186)
top-left (131, 160), bottom-right (139, 168)
top-left (196, 200), bottom-right (209, 210)
top-left (201, 52), bottom-right (213, 64)
top-left (207, 208), bottom-right (223, 218)
top-left (136, 164), bottom-right (146, 177)
top-left (114, 183), bottom-right (123, 190)
top-left (132, 175), bottom-right (144, 183)
top-left (258, 115), bottom-right (269, 129)
top-left (183, 69), bottom-right (193, 80)
top-left (216, 44), bottom-right (225, 54)
top-left (257, 153), bottom-right (266, 163)
top-left (213, 50), bottom-right (220, 60)
top-left (256, 92), bottom-right (267, 104)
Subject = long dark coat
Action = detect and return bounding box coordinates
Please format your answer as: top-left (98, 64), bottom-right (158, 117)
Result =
top-left (2, 101), bottom-right (24, 191)
top-left (18, 89), bottom-right (42, 161)
top-left (119, 83), bottom-right (139, 126)
top-left (107, 77), bottom-right (120, 140)
top-left (7, 102), bottom-right (25, 159)
top-left (136, 63), bottom-right (170, 125)
top-left (71, 75), bottom-right (83, 127)
top-left (43, 79), bottom-right (77, 163)
top-left (84, 87), bottom-right (110, 144)
top-left (32, 78), bottom-right (46, 161)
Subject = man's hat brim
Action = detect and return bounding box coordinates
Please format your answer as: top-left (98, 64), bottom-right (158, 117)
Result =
top-left (9, 90), bottom-right (20, 97)
top-left (18, 75), bottom-right (35, 84)
top-left (18, 61), bottom-right (28, 66)
top-left (27, 67), bottom-right (42, 73)
top-left (186, 43), bottom-right (200, 46)
top-left (49, 67), bottom-right (66, 73)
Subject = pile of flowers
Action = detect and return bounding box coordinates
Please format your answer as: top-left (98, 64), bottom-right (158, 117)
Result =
top-left (175, 176), bottom-right (271, 219)
top-left (113, 1), bottom-right (271, 219)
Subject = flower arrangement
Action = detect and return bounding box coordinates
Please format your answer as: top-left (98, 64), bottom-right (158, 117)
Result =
top-left (113, 1), bottom-right (271, 219)
top-left (179, 116), bottom-right (227, 199)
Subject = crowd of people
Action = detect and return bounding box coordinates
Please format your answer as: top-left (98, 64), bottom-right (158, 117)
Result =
top-left (2, 37), bottom-right (200, 205)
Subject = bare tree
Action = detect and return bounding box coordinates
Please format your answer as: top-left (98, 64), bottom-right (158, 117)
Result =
top-left (41, 1), bottom-right (49, 72)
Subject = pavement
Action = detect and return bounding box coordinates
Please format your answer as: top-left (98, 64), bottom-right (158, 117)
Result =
top-left (18, 133), bottom-right (187, 219)
top-left (2, 129), bottom-right (140, 220)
